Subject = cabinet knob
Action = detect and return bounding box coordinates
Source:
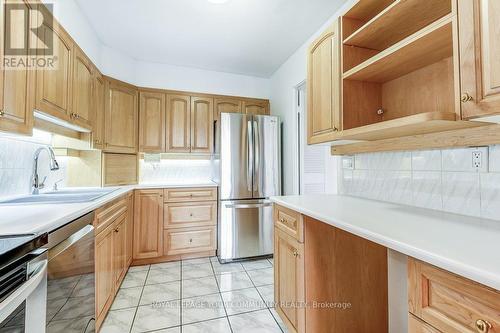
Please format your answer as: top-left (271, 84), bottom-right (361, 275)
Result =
top-left (189, 238), bottom-right (193, 243)
top-left (0, 110), bottom-right (4, 117)
top-left (279, 218), bottom-right (285, 223)
top-left (475, 319), bottom-right (492, 333)
top-left (292, 249), bottom-right (299, 257)
top-left (190, 213), bottom-right (193, 217)
top-left (114, 228), bottom-right (119, 233)
top-left (333, 127), bottom-right (339, 132)
top-left (461, 93), bottom-right (473, 103)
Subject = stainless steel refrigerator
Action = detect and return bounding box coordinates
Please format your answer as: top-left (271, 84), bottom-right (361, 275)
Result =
top-left (217, 112), bottom-right (281, 262)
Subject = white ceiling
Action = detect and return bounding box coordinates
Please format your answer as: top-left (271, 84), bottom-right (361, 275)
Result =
top-left (75, 0), bottom-right (347, 77)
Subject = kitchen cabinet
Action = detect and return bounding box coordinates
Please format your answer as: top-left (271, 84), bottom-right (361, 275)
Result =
top-left (0, 0), bottom-right (35, 136)
top-left (126, 191), bottom-right (134, 266)
top-left (95, 221), bottom-right (114, 326)
top-left (164, 201), bottom-right (217, 229)
top-left (409, 314), bottom-right (442, 333)
top-left (104, 78), bottom-right (138, 153)
top-left (35, 4), bottom-right (74, 122)
top-left (102, 153), bottom-right (138, 186)
top-left (139, 90), bottom-right (166, 152)
top-left (92, 71), bottom-right (105, 149)
top-left (458, 0), bottom-right (500, 119)
top-left (71, 46), bottom-right (93, 128)
top-left (273, 204), bottom-right (388, 333)
top-left (242, 99), bottom-right (269, 116)
top-left (112, 213), bottom-right (127, 286)
top-left (191, 96), bottom-right (214, 153)
top-left (408, 258), bottom-right (500, 333)
top-left (274, 228), bottom-right (305, 333)
top-left (163, 226), bottom-right (216, 256)
top-left (307, 19), bottom-right (341, 144)
top-left (166, 94), bottom-right (191, 153)
top-left (133, 190), bottom-right (163, 260)
top-left (214, 97), bottom-right (242, 122)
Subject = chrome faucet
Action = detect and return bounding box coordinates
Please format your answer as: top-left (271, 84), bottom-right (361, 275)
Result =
top-left (31, 146), bottom-right (60, 195)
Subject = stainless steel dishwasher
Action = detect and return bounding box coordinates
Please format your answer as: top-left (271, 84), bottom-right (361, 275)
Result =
top-left (45, 212), bottom-right (95, 333)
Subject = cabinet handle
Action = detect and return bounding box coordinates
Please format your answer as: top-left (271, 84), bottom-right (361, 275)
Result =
top-left (114, 228), bottom-right (119, 233)
top-left (279, 218), bottom-right (285, 223)
top-left (475, 319), bottom-right (492, 333)
top-left (0, 110), bottom-right (4, 117)
top-left (189, 238), bottom-right (193, 243)
top-left (461, 93), bottom-right (473, 103)
top-left (333, 127), bottom-right (339, 132)
top-left (292, 249), bottom-right (299, 257)
top-left (190, 213), bottom-right (193, 217)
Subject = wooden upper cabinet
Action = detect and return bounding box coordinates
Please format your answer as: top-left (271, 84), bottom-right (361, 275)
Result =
top-left (92, 71), bottom-right (105, 149)
top-left (71, 47), bottom-right (93, 128)
top-left (139, 91), bottom-right (165, 152)
top-left (458, 0), bottom-right (500, 119)
top-left (214, 97), bottom-right (242, 122)
top-left (133, 190), bottom-right (163, 260)
top-left (104, 78), bottom-right (138, 153)
top-left (243, 99), bottom-right (269, 116)
top-left (307, 19), bottom-right (341, 144)
top-left (166, 94), bottom-right (191, 153)
top-left (0, 0), bottom-right (35, 136)
top-left (35, 5), bottom-right (73, 121)
top-left (191, 96), bottom-right (214, 153)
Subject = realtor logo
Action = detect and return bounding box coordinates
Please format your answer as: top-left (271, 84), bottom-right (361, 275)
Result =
top-left (2, 2), bottom-right (56, 70)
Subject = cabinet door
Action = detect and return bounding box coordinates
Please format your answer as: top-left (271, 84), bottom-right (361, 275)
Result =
top-left (95, 223), bottom-right (114, 321)
top-left (139, 91), bottom-right (165, 152)
top-left (125, 192), bottom-right (134, 265)
top-left (274, 228), bottom-right (305, 333)
top-left (72, 47), bottom-right (93, 128)
top-left (214, 97), bottom-right (242, 122)
top-left (191, 96), bottom-right (214, 153)
top-left (166, 94), bottom-right (191, 153)
top-left (113, 213), bottom-right (127, 287)
top-left (104, 79), bottom-right (138, 153)
top-left (307, 19), bottom-right (341, 144)
top-left (242, 99), bottom-right (269, 116)
top-left (133, 190), bottom-right (163, 259)
top-left (92, 72), bottom-right (105, 149)
top-left (35, 5), bottom-right (73, 120)
top-left (459, 0), bottom-right (500, 119)
top-left (0, 0), bottom-right (35, 135)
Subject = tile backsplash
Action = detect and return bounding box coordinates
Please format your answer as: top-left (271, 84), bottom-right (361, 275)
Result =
top-left (340, 146), bottom-right (500, 221)
top-left (139, 159), bottom-right (215, 184)
top-left (0, 136), bottom-right (67, 199)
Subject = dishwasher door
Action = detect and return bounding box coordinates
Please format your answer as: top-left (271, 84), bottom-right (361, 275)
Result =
top-left (218, 199), bottom-right (274, 262)
top-left (46, 212), bottom-right (95, 333)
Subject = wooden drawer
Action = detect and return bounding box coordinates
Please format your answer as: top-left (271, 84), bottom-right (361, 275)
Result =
top-left (409, 314), bottom-right (442, 333)
top-left (408, 258), bottom-right (500, 333)
top-left (163, 227), bottom-right (216, 256)
top-left (94, 196), bottom-right (128, 235)
top-left (274, 204), bottom-right (303, 242)
top-left (163, 187), bottom-right (217, 202)
top-left (164, 201), bottom-right (216, 229)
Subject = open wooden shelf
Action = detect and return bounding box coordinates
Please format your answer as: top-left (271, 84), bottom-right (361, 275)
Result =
top-left (343, 16), bottom-right (453, 82)
top-left (343, 0), bottom-right (395, 22)
top-left (344, 0), bottom-right (451, 51)
top-left (339, 112), bottom-right (487, 141)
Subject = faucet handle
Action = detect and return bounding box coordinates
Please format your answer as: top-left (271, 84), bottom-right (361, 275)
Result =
top-left (53, 179), bottom-right (63, 191)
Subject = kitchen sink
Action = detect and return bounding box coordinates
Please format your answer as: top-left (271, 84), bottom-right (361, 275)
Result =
top-left (0, 188), bottom-right (119, 205)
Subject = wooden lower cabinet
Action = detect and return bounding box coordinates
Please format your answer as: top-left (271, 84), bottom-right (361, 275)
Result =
top-left (163, 226), bottom-right (216, 256)
top-left (112, 213), bottom-right (127, 286)
top-left (133, 190), bottom-right (164, 260)
top-left (408, 258), bottom-right (500, 333)
top-left (274, 228), bottom-right (305, 333)
top-left (126, 192), bottom-right (134, 265)
top-left (273, 205), bottom-right (388, 333)
top-left (95, 221), bottom-right (114, 327)
top-left (409, 314), bottom-right (442, 333)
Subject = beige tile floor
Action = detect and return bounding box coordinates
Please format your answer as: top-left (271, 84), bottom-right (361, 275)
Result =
top-left (100, 256), bottom-right (288, 333)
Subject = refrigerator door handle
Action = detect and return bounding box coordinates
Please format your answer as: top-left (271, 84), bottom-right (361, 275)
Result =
top-left (253, 119), bottom-right (259, 191)
top-left (247, 120), bottom-right (254, 192)
top-left (225, 201), bottom-right (273, 209)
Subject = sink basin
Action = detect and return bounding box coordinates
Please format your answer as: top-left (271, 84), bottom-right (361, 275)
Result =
top-left (0, 188), bottom-right (119, 205)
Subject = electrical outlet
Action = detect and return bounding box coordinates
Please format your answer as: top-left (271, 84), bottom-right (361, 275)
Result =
top-left (471, 147), bottom-right (489, 172)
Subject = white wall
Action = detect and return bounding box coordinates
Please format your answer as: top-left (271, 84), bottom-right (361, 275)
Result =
top-left (269, 0), bottom-right (355, 195)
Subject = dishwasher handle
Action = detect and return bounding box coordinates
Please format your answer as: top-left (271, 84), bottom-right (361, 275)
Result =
top-left (48, 224), bottom-right (94, 261)
top-left (225, 201), bottom-right (273, 209)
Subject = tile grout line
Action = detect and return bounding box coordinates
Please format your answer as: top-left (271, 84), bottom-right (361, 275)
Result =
top-left (128, 264), bottom-right (150, 333)
top-left (209, 257), bottom-right (234, 333)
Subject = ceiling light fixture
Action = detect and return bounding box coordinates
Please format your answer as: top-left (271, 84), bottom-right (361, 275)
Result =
top-left (208, 0), bottom-right (230, 4)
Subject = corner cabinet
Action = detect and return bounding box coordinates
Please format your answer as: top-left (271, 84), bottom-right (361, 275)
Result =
top-left (307, 19), bottom-right (341, 144)
top-left (133, 190), bottom-right (164, 260)
top-left (139, 91), bottom-right (166, 153)
top-left (458, 0), bottom-right (500, 119)
top-left (0, 0), bottom-right (35, 136)
top-left (104, 78), bottom-right (138, 153)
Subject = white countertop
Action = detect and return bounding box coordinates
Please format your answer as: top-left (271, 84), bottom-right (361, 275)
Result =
top-left (271, 194), bottom-right (500, 291)
top-left (0, 181), bottom-right (218, 235)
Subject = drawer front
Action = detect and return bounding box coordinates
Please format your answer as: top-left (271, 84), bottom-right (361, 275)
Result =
top-left (163, 227), bottom-right (216, 255)
top-left (164, 201), bottom-right (216, 229)
top-left (94, 196), bottom-right (128, 234)
top-left (408, 258), bottom-right (500, 333)
top-left (274, 204), bottom-right (303, 242)
top-left (164, 187), bottom-right (217, 202)
top-left (409, 314), bottom-right (442, 333)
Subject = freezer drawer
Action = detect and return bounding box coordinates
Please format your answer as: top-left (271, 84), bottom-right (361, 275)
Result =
top-left (218, 199), bottom-right (274, 261)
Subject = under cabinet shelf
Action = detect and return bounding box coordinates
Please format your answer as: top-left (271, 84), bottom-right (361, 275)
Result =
top-left (344, 0), bottom-right (451, 51)
top-left (339, 112), bottom-right (487, 141)
top-left (343, 0), bottom-right (395, 22)
top-left (343, 16), bottom-right (453, 82)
